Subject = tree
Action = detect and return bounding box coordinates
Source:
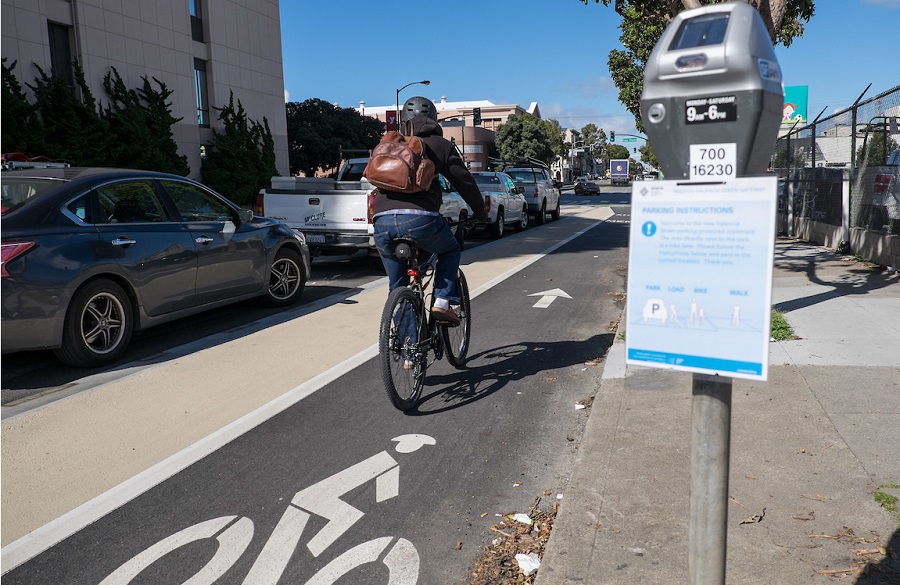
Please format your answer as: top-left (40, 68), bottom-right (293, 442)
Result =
top-left (285, 98), bottom-right (384, 177)
top-left (639, 142), bottom-right (659, 169)
top-left (496, 114), bottom-right (557, 165)
top-left (857, 132), bottom-right (899, 169)
top-left (607, 144), bottom-right (631, 160)
top-left (201, 92), bottom-right (277, 206)
top-left (101, 67), bottom-right (189, 175)
top-left (583, 0), bottom-right (815, 132)
top-left (2, 59), bottom-right (44, 156)
top-left (26, 61), bottom-right (113, 165)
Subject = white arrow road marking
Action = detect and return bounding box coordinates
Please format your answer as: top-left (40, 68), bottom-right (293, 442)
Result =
top-left (528, 288), bottom-right (573, 308)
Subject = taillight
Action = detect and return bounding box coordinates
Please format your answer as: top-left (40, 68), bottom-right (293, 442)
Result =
top-left (255, 190), bottom-right (265, 215)
top-left (367, 189), bottom-right (377, 223)
top-left (484, 195), bottom-right (492, 215)
top-left (1, 241), bottom-right (36, 277)
top-left (533, 186), bottom-right (539, 198)
top-left (874, 174), bottom-right (892, 194)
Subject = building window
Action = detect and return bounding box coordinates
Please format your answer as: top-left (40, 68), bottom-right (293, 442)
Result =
top-left (189, 0), bottom-right (204, 42)
top-left (194, 59), bottom-right (209, 127)
top-left (47, 22), bottom-right (74, 89)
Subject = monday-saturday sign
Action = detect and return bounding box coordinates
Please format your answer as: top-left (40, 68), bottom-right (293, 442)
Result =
top-left (625, 176), bottom-right (777, 380)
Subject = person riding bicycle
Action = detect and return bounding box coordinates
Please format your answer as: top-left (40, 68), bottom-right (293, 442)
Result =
top-left (372, 96), bottom-right (489, 326)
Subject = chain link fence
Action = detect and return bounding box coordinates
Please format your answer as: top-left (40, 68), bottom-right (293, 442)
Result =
top-left (772, 85), bottom-right (900, 266)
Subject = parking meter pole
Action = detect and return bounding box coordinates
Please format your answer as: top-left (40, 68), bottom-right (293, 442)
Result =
top-left (638, 4), bottom-right (783, 583)
top-left (689, 375), bottom-right (732, 585)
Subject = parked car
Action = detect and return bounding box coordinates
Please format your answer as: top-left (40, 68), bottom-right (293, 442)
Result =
top-left (471, 171), bottom-right (529, 239)
top-left (503, 162), bottom-right (561, 225)
top-left (574, 179), bottom-right (601, 195)
top-left (1, 168), bottom-right (311, 367)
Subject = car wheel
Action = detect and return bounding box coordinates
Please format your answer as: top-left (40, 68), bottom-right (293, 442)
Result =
top-left (260, 247), bottom-right (306, 307)
top-left (575, 187), bottom-right (583, 195)
top-left (534, 200), bottom-right (546, 225)
top-left (55, 278), bottom-right (133, 368)
top-left (455, 212), bottom-right (467, 250)
top-left (551, 197), bottom-right (561, 221)
top-left (489, 208), bottom-right (505, 239)
top-left (515, 205), bottom-right (529, 231)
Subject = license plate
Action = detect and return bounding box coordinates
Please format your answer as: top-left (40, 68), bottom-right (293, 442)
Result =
top-left (306, 233), bottom-right (326, 244)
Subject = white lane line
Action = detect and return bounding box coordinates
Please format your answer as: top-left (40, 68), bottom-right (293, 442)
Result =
top-left (1, 214), bottom-right (613, 572)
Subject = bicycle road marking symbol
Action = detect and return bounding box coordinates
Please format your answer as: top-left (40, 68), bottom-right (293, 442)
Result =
top-left (100, 435), bottom-right (436, 585)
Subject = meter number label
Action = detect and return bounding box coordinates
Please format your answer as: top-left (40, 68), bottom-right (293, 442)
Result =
top-left (684, 96), bottom-right (737, 124)
top-left (689, 143), bottom-right (736, 180)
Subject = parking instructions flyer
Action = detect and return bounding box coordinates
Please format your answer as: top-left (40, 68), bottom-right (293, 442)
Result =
top-left (625, 176), bottom-right (777, 380)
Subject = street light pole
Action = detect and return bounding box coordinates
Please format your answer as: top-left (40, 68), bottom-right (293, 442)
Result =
top-left (395, 80), bottom-right (430, 132)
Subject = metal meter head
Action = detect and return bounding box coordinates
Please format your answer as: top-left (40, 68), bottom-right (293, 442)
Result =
top-left (640, 2), bottom-right (783, 179)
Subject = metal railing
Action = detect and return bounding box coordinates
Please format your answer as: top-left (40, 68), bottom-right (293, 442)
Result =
top-left (772, 85), bottom-right (900, 241)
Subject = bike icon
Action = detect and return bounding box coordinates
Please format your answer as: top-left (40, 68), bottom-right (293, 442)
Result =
top-left (100, 435), bottom-right (436, 585)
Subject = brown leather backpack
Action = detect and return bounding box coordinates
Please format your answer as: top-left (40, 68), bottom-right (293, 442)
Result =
top-left (364, 131), bottom-right (435, 194)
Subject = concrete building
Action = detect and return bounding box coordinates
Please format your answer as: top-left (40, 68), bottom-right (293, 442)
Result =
top-left (357, 97), bottom-right (541, 171)
top-left (1, 0), bottom-right (289, 178)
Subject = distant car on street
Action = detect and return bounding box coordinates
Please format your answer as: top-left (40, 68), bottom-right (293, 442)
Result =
top-left (574, 179), bottom-right (601, 195)
top-left (471, 171), bottom-right (529, 239)
top-left (1, 168), bottom-right (311, 367)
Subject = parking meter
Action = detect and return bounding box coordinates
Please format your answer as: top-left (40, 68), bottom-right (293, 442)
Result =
top-left (640, 2), bottom-right (783, 179)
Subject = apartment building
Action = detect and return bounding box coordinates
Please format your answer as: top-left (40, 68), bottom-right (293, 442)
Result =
top-left (357, 97), bottom-right (542, 171)
top-left (1, 0), bottom-right (289, 177)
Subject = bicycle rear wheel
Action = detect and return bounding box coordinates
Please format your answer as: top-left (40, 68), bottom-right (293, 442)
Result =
top-left (441, 269), bottom-right (471, 368)
top-left (379, 287), bottom-right (427, 411)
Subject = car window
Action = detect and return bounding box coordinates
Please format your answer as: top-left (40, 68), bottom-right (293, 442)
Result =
top-left (473, 174), bottom-right (501, 186)
top-left (1, 177), bottom-right (63, 215)
top-left (95, 180), bottom-right (170, 224)
top-left (340, 161), bottom-right (368, 181)
top-left (504, 176), bottom-right (516, 192)
top-left (506, 170), bottom-right (535, 183)
top-left (65, 195), bottom-right (92, 224)
top-left (161, 180), bottom-right (234, 222)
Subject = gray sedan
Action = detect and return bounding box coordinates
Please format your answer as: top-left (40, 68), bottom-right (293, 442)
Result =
top-left (1, 168), bottom-right (310, 367)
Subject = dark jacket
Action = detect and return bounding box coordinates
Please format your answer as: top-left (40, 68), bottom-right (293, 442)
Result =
top-left (372, 116), bottom-right (488, 220)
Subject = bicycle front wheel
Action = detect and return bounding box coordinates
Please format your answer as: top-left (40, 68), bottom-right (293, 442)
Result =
top-left (379, 287), bottom-right (427, 411)
top-left (441, 269), bottom-right (471, 368)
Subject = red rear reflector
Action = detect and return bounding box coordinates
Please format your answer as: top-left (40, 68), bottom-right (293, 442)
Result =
top-left (255, 190), bottom-right (265, 215)
top-left (874, 174), bottom-right (892, 194)
top-left (1, 241), bottom-right (36, 277)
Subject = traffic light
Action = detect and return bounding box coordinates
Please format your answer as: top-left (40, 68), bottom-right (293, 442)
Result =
top-left (634, 148), bottom-right (637, 153)
top-left (473, 107), bottom-right (482, 126)
top-left (610, 131), bottom-right (615, 142)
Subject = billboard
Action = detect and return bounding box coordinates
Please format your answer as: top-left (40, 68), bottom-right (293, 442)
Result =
top-left (782, 85), bottom-right (808, 126)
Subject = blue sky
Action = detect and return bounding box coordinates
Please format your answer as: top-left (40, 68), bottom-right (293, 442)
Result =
top-left (280, 0), bottom-right (900, 137)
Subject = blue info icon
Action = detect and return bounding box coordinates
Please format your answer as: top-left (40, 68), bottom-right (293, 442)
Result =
top-left (641, 221), bottom-right (657, 237)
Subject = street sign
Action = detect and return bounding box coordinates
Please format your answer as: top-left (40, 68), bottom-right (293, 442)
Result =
top-left (625, 176), bottom-right (777, 380)
top-left (622, 137), bottom-right (637, 142)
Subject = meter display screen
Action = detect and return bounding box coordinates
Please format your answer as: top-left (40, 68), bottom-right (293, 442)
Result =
top-left (669, 14), bottom-right (730, 51)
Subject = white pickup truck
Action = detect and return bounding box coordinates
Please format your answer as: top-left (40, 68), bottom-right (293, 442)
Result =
top-left (255, 158), bottom-right (471, 255)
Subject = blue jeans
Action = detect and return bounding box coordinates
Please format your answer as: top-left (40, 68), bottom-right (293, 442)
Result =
top-left (374, 213), bottom-right (461, 302)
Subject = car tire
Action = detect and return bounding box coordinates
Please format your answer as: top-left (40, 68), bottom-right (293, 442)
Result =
top-left (489, 208), bottom-right (505, 239)
top-left (55, 278), bottom-right (134, 368)
top-left (550, 197), bottom-right (561, 221)
top-left (259, 247), bottom-right (306, 307)
top-left (515, 205), bottom-right (529, 231)
top-left (534, 200), bottom-right (546, 225)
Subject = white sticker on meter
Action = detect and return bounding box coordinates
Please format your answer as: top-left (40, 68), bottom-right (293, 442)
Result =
top-left (689, 143), bottom-right (736, 181)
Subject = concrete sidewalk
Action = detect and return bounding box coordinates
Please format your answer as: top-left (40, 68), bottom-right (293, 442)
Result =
top-left (538, 239), bottom-right (900, 584)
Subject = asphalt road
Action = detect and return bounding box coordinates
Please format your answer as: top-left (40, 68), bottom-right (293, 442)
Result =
top-left (2, 189), bottom-right (632, 584)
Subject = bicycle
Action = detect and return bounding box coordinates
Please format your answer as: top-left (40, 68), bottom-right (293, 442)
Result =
top-left (378, 227), bottom-right (473, 411)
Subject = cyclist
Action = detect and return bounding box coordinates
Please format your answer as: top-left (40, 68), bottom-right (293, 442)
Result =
top-left (372, 96), bottom-right (489, 326)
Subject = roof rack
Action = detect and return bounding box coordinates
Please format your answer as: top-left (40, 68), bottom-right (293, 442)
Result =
top-left (485, 157), bottom-right (550, 172)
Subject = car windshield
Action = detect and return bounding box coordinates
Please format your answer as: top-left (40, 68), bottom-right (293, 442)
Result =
top-left (340, 162), bottom-right (368, 181)
top-left (1, 177), bottom-right (65, 215)
top-left (506, 170), bottom-right (536, 183)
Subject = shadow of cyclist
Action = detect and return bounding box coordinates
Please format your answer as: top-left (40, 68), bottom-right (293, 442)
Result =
top-left (406, 332), bottom-right (615, 415)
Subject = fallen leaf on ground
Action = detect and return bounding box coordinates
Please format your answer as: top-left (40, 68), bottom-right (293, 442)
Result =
top-left (739, 508), bottom-right (766, 524)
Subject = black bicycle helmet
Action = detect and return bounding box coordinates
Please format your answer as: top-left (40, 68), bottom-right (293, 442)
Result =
top-left (401, 96), bottom-right (437, 122)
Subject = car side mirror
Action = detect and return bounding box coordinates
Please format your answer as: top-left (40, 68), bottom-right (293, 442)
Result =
top-left (237, 208), bottom-right (254, 223)
top-left (516, 186), bottom-right (525, 194)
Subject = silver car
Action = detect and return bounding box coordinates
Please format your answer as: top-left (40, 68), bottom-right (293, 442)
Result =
top-left (471, 171), bottom-right (529, 239)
